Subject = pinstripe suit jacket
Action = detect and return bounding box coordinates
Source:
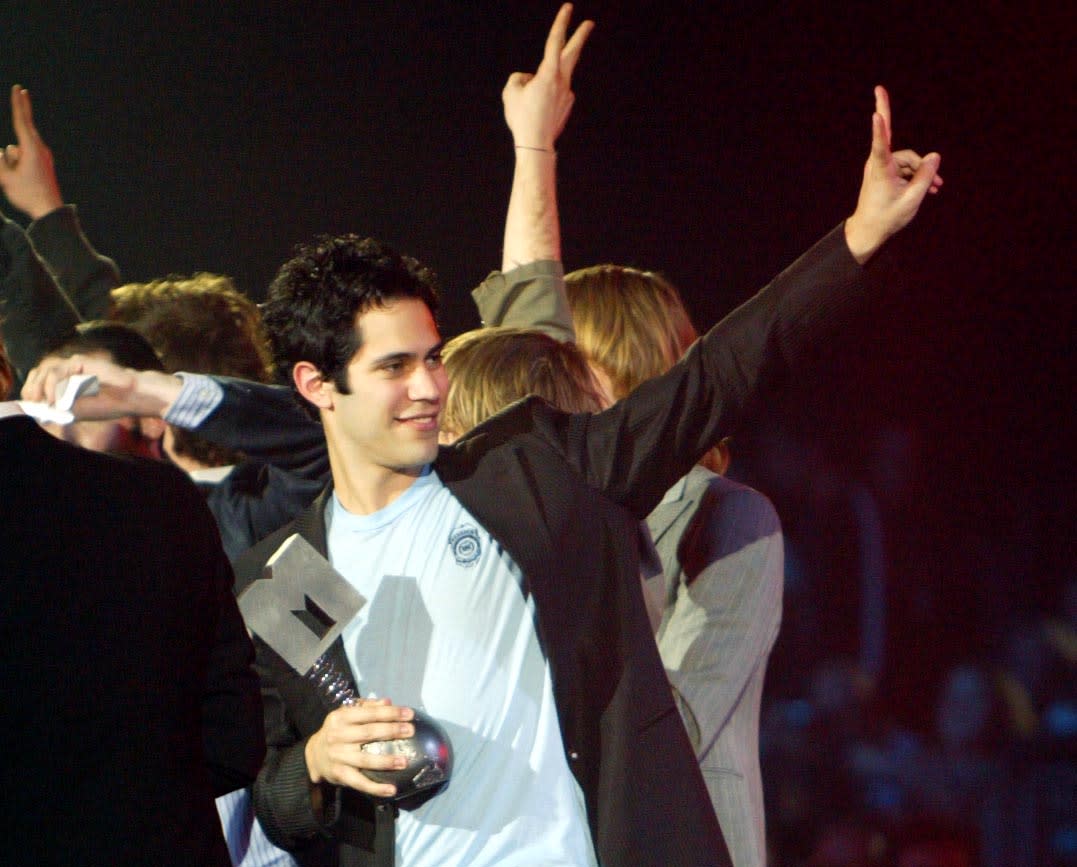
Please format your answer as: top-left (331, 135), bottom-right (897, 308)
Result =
top-left (647, 466), bottom-right (783, 867)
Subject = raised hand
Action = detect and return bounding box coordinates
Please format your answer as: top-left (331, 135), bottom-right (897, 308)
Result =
top-left (502, 3), bottom-right (594, 152)
top-left (0, 85), bottom-right (63, 220)
top-left (499, 4), bottom-right (594, 271)
top-left (844, 86), bottom-right (943, 263)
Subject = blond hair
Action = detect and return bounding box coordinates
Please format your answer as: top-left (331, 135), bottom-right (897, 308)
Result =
top-left (442, 327), bottom-right (602, 438)
top-left (564, 265), bottom-right (697, 400)
top-left (565, 265), bottom-right (730, 474)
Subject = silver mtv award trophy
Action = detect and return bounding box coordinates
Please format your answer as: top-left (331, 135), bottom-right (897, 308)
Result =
top-left (238, 534), bottom-right (453, 801)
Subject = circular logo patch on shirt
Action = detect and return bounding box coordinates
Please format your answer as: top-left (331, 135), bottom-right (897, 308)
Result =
top-left (448, 524), bottom-right (482, 567)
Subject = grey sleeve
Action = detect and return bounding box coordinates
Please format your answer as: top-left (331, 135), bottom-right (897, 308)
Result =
top-left (471, 259), bottom-right (574, 342)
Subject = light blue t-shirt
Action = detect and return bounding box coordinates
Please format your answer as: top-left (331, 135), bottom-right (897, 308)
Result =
top-left (326, 468), bottom-right (597, 867)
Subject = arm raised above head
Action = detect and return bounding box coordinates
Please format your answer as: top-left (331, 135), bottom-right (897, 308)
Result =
top-left (532, 87), bottom-right (943, 516)
top-left (1, 215), bottom-right (81, 384)
top-left (471, 5), bottom-right (593, 342)
top-left (539, 220), bottom-right (865, 519)
top-left (500, 3), bottom-right (593, 273)
top-left (7, 86), bottom-right (121, 319)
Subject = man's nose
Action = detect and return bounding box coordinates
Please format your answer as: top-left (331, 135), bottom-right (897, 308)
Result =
top-left (408, 365), bottom-right (442, 402)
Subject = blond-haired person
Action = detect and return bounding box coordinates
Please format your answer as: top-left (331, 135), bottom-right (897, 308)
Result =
top-left (439, 327), bottom-right (603, 442)
top-left (564, 263), bottom-right (782, 867)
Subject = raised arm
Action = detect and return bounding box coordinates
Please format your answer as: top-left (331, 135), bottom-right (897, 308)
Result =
top-left (500, 3), bottom-right (592, 271)
top-left (0, 85), bottom-right (62, 221)
top-left (0, 214), bottom-right (80, 383)
top-left (521, 87), bottom-right (943, 517)
top-left (1, 85), bottom-right (119, 320)
top-left (473, 5), bottom-right (592, 341)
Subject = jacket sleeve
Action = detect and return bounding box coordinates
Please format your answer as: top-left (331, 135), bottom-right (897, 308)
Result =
top-left (26, 204), bottom-right (120, 321)
top-left (0, 213), bottom-right (81, 383)
top-left (251, 641), bottom-right (327, 850)
top-left (531, 223), bottom-right (866, 520)
top-left (656, 481), bottom-right (783, 761)
top-left (195, 378), bottom-right (331, 482)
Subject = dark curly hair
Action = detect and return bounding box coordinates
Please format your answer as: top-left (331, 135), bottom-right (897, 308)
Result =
top-left (261, 235), bottom-right (440, 398)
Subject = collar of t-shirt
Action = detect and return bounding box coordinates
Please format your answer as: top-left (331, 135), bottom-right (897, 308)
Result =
top-left (188, 464), bottom-right (236, 484)
top-left (327, 464), bottom-right (436, 533)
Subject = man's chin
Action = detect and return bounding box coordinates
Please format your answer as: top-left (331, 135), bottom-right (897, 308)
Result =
top-left (390, 444), bottom-right (439, 474)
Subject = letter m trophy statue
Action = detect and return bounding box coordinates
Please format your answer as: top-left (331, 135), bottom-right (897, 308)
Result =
top-left (238, 534), bottom-right (453, 801)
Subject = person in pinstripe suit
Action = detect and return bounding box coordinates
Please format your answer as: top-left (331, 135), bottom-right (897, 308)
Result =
top-left (566, 265), bottom-right (783, 867)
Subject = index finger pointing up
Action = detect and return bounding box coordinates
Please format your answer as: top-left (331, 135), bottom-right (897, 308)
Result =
top-left (10, 85), bottom-right (39, 146)
top-left (874, 85), bottom-right (892, 149)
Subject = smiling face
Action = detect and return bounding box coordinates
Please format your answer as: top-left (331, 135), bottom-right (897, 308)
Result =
top-left (313, 298), bottom-right (447, 506)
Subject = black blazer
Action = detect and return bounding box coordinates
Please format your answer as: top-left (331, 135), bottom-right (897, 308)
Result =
top-left (230, 226), bottom-right (864, 867)
top-left (0, 416), bottom-right (265, 866)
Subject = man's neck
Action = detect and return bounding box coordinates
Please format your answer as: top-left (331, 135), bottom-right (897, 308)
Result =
top-left (327, 447), bottom-right (429, 516)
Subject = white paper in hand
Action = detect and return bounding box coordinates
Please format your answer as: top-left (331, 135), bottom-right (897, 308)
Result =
top-left (18, 374), bottom-right (100, 424)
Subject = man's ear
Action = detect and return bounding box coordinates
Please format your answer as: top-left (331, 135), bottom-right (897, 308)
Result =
top-left (293, 361), bottom-right (334, 411)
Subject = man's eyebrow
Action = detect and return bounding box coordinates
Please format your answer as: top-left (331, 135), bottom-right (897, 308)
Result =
top-left (369, 342), bottom-right (444, 367)
top-left (369, 351), bottom-right (414, 367)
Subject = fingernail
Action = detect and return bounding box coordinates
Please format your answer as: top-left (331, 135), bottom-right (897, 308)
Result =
top-left (399, 724), bottom-right (413, 736)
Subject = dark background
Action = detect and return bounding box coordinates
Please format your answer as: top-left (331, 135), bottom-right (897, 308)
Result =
top-left (4, 1), bottom-right (1072, 727)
